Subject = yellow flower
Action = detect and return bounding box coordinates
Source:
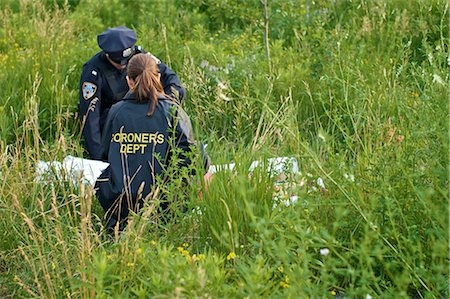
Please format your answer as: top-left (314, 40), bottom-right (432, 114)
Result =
top-left (150, 240), bottom-right (156, 245)
top-left (330, 290), bottom-right (337, 296)
top-left (127, 262), bottom-right (134, 267)
top-left (196, 254), bottom-right (206, 261)
top-left (182, 243), bottom-right (189, 248)
top-left (227, 252), bottom-right (236, 260)
top-left (177, 246), bottom-right (184, 253)
top-left (280, 281), bottom-right (290, 288)
top-left (279, 275), bottom-right (290, 289)
top-left (277, 266), bottom-right (284, 273)
top-left (189, 254), bottom-right (206, 263)
top-left (136, 248), bottom-right (143, 255)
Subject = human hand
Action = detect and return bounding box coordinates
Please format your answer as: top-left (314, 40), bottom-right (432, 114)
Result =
top-left (198, 172), bottom-right (214, 199)
top-left (203, 172), bottom-right (214, 190)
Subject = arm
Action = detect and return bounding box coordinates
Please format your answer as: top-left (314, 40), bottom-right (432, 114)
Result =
top-left (98, 107), bottom-right (114, 162)
top-left (79, 64), bottom-right (103, 160)
top-left (158, 62), bottom-right (186, 102)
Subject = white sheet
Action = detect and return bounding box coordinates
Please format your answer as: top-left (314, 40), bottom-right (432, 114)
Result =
top-left (36, 155), bottom-right (299, 186)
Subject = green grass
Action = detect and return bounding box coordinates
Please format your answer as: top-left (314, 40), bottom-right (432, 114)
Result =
top-left (0, 0), bottom-right (448, 298)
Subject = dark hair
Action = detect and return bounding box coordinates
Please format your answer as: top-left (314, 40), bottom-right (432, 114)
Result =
top-left (127, 53), bottom-right (164, 116)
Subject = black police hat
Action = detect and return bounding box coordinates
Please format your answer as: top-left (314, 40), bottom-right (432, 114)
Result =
top-left (97, 26), bottom-right (137, 64)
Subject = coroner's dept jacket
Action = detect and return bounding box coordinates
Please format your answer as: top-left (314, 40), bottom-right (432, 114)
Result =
top-left (79, 46), bottom-right (186, 160)
top-left (94, 92), bottom-right (195, 218)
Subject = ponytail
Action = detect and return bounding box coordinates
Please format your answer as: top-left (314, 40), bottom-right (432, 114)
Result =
top-left (127, 53), bottom-right (164, 116)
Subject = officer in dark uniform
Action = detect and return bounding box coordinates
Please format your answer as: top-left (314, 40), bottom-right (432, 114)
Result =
top-left (79, 26), bottom-right (185, 160)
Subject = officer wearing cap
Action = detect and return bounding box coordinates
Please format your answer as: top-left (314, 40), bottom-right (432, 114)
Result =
top-left (79, 26), bottom-right (185, 160)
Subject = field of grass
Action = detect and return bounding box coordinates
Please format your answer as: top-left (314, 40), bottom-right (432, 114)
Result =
top-left (0, 0), bottom-right (448, 297)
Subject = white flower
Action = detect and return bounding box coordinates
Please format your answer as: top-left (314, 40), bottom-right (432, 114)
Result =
top-left (317, 177), bottom-right (325, 189)
top-left (289, 195), bottom-right (298, 205)
top-left (433, 74), bottom-right (444, 85)
top-left (320, 248), bottom-right (330, 256)
top-left (344, 173), bottom-right (355, 182)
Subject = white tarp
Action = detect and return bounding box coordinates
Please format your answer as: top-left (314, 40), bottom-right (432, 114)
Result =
top-left (36, 156), bottom-right (299, 186)
top-left (208, 156), bottom-right (299, 176)
top-left (36, 155), bottom-right (109, 186)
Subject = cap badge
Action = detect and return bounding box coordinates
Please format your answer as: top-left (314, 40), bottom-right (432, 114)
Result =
top-left (122, 47), bottom-right (132, 58)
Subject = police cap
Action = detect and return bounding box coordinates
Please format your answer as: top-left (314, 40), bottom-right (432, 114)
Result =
top-left (97, 26), bottom-right (137, 64)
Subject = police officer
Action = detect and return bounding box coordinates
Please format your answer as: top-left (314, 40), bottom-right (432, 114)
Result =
top-left (95, 53), bottom-right (209, 231)
top-left (79, 26), bottom-right (185, 160)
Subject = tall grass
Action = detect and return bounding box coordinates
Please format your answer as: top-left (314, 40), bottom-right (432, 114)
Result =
top-left (0, 0), bottom-right (448, 297)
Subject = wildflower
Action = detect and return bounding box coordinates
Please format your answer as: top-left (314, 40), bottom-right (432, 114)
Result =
top-left (190, 254), bottom-right (206, 263)
top-left (366, 295), bottom-right (372, 299)
top-left (280, 275), bottom-right (290, 288)
top-left (320, 248), bottom-right (330, 256)
top-left (127, 262), bottom-right (134, 267)
top-left (343, 173), bottom-right (355, 182)
top-left (289, 195), bottom-right (298, 205)
top-left (136, 248), bottom-right (143, 255)
top-left (227, 252), bottom-right (236, 260)
top-left (192, 206), bottom-right (203, 215)
top-left (280, 281), bottom-right (290, 288)
top-left (196, 254), bottom-right (206, 261)
top-left (182, 243), bottom-right (189, 248)
top-left (150, 240), bottom-right (156, 245)
top-left (277, 266), bottom-right (284, 273)
top-left (317, 177), bottom-right (325, 190)
top-left (330, 290), bottom-right (336, 295)
top-left (177, 247), bottom-right (184, 253)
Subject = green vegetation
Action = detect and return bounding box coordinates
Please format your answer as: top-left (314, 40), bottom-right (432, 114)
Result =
top-left (0, 0), bottom-right (448, 297)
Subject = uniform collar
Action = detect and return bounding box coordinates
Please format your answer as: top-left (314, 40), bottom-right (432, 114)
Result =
top-left (122, 91), bottom-right (169, 101)
top-left (123, 91), bottom-right (135, 100)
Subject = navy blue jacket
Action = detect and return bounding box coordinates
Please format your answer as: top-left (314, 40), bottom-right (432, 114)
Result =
top-left (79, 47), bottom-right (185, 160)
top-left (95, 92), bottom-right (200, 224)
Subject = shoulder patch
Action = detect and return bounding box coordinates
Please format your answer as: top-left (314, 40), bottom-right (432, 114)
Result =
top-left (91, 70), bottom-right (97, 76)
top-left (82, 82), bottom-right (97, 100)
